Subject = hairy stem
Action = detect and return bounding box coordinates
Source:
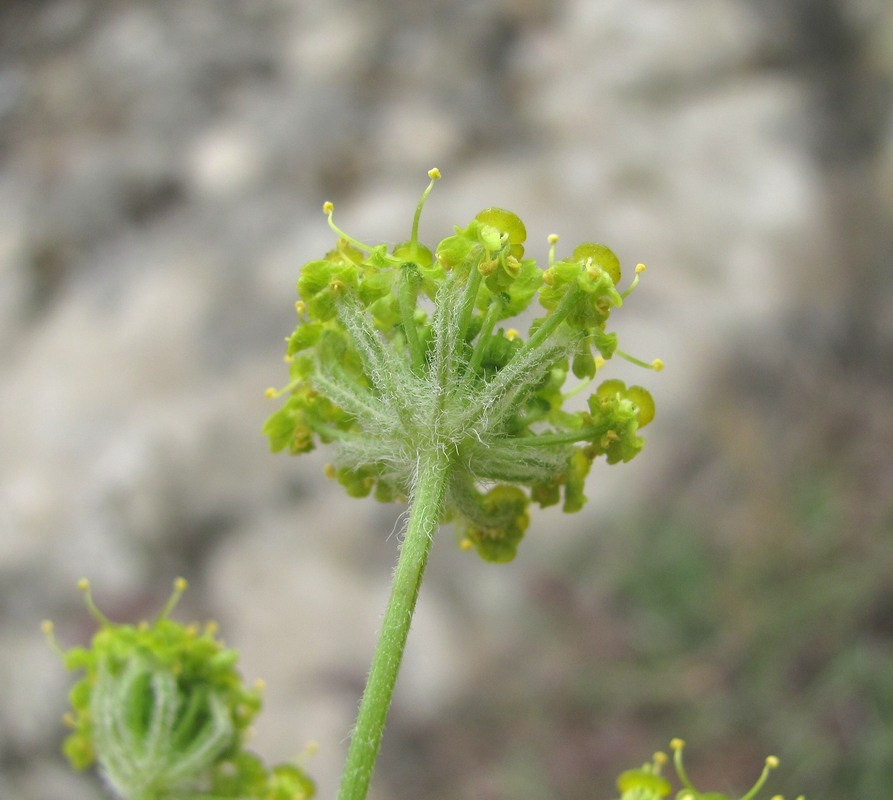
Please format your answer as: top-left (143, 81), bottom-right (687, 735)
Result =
top-left (399, 268), bottom-right (425, 373)
top-left (336, 445), bottom-right (451, 800)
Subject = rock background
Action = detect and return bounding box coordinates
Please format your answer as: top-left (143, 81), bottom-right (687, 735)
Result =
top-left (1, 1), bottom-right (891, 799)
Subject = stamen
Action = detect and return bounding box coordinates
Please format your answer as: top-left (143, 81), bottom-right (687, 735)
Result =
top-left (156, 577), bottom-right (188, 622)
top-left (616, 350), bottom-right (664, 371)
top-left (323, 202), bottom-right (372, 253)
top-left (547, 234), bottom-right (559, 268)
top-left (670, 739), bottom-right (697, 793)
top-left (41, 619), bottom-right (66, 657)
top-left (621, 262), bottom-right (647, 299)
top-left (410, 167), bottom-right (442, 258)
top-left (265, 376), bottom-right (301, 399)
top-left (739, 755), bottom-right (781, 800)
top-left (78, 578), bottom-right (112, 626)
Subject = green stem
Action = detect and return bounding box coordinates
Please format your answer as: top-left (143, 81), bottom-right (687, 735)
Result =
top-left (399, 268), bottom-right (425, 373)
top-left (522, 283), bottom-right (583, 354)
top-left (467, 297), bottom-right (504, 374)
top-left (336, 445), bottom-right (451, 800)
top-left (456, 266), bottom-right (483, 343)
top-left (520, 423), bottom-right (613, 447)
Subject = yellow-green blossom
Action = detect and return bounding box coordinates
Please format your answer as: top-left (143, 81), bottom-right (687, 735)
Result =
top-left (264, 169), bottom-right (660, 562)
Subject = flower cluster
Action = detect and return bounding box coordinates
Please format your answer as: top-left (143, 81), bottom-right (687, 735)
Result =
top-left (44, 579), bottom-right (314, 800)
top-left (264, 169), bottom-right (660, 562)
top-left (615, 739), bottom-right (804, 800)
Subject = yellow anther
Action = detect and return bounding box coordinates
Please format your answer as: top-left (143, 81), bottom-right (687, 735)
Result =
top-left (174, 577), bottom-right (188, 593)
top-left (653, 751), bottom-right (668, 765)
top-left (766, 755), bottom-right (780, 769)
top-left (329, 278), bottom-right (345, 292)
top-left (295, 300), bottom-right (306, 314)
top-left (769, 796), bottom-right (784, 800)
top-left (41, 619), bottom-right (54, 636)
top-left (265, 387), bottom-right (278, 398)
top-left (478, 259), bottom-right (497, 276)
top-left (77, 577), bottom-right (90, 592)
top-left (548, 233), bottom-right (559, 244)
top-left (635, 262), bottom-right (647, 274)
top-left (427, 167), bottom-right (442, 180)
top-left (670, 738), bottom-right (685, 751)
top-left (62, 712), bottom-right (76, 728)
top-left (459, 538), bottom-right (474, 551)
top-left (505, 328), bottom-right (520, 341)
top-left (594, 355), bottom-right (606, 370)
top-left (254, 678), bottom-right (267, 691)
top-left (585, 259), bottom-right (600, 281)
top-left (324, 463), bottom-right (337, 479)
top-left (504, 255), bottom-right (521, 276)
top-left (651, 358), bottom-right (664, 372)
top-left (322, 201), bottom-right (334, 215)
top-left (204, 620), bottom-right (219, 636)
top-left (304, 740), bottom-right (320, 756)
top-left (542, 269), bottom-right (554, 286)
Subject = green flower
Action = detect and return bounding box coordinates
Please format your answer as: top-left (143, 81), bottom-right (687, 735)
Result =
top-left (264, 169), bottom-right (661, 562)
top-left (44, 579), bottom-right (315, 800)
top-left (613, 739), bottom-right (804, 800)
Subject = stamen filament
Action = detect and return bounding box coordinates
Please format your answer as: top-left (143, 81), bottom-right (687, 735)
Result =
top-left (670, 739), bottom-right (696, 793)
top-left (616, 350), bottom-right (664, 370)
top-left (740, 756), bottom-right (780, 800)
top-left (155, 578), bottom-right (188, 623)
top-left (323, 202), bottom-right (373, 254)
top-left (547, 233), bottom-right (559, 268)
top-left (410, 168), bottom-right (441, 259)
top-left (621, 262), bottom-right (647, 299)
top-left (78, 578), bottom-right (112, 626)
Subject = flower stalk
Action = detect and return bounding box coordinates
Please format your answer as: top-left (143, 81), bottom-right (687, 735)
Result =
top-left (337, 445), bottom-right (450, 800)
